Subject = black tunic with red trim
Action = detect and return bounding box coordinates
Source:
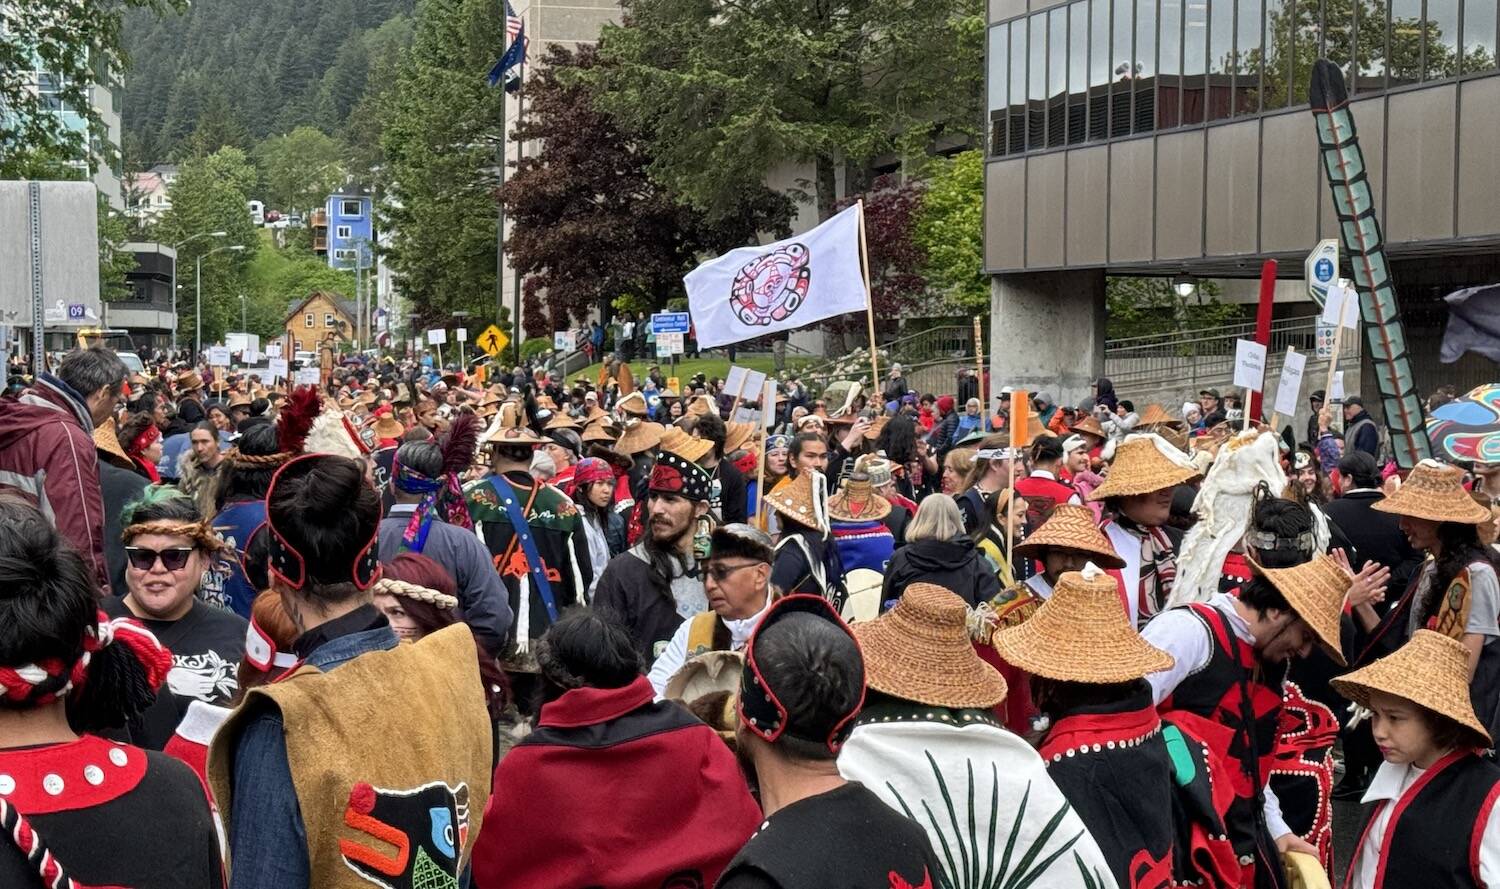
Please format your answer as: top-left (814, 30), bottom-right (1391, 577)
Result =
top-left (0, 734), bottom-right (222, 889)
top-left (1042, 693), bottom-right (1241, 889)
top-left (1160, 603), bottom-right (1286, 878)
top-left (1348, 750), bottom-right (1500, 889)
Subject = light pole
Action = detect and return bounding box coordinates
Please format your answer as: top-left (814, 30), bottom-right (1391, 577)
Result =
top-left (239, 294), bottom-right (247, 332)
top-left (197, 244), bottom-right (246, 360)
top-left (171, 231), bottom-right (226, 355)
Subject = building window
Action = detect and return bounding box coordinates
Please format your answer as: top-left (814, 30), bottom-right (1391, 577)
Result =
top-left (304, 313), bottom-right (314, 328)
top-left (325, 313), bottom-right (336, 327)
top-left (295, 340), bottom-right (303, 351)
top-left (340, 199), bottom-right (363, 217)
top-left (336, 225), bottom-right (352, 239)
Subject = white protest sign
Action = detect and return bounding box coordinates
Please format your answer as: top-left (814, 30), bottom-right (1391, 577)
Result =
top-left (207, 346), bottom-right (231, 366)
top-left (295, 367), bottom-right (321, 386)
top-left (243, 348), bottom-right (259, 364)
top-left (1233, 339), bottom-right (1268, 392)
top-left (266, 343), bottom-right (282, 358)
top-left (1320, 281), bottom-right (1360, 330)
top-left (1272, 349), bottom-right (1308, 417)
top-left (655, 332), bottom-right (684, 357)
top-left (733, 406), bottom-right (758, 424)
top-left (725, 365), bottom-right (767, 401)
top-left (554, 331), bottom-right (570, 351)
top-left (267, 358), bottom-right (289, 381)
top-left (1330, 371), bottom-right (1346, 403)
top-left (455, 328), bottom-right (468, 343)
top-left (426, 329), bottom-right (447, 345)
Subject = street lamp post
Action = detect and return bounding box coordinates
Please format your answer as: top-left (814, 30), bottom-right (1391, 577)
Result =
top-left (196, 244), bottom-right (246, 360)
top-left (171, 231), bottom-right (226, 356)
top-left (239, 295), bottom-right (247, 332)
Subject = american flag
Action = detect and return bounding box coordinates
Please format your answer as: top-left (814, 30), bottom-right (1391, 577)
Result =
top-left (486, 0), bottom-right (527, 90)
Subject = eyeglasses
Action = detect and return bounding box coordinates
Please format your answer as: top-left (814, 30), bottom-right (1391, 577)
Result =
top-left (124, 545), bottom-right (195, 572)
top-left (705, 561), bottom-right (765, 582)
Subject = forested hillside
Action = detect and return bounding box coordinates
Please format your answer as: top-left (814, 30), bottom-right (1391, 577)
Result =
top-left (120, 0), bottom-right (416, 163)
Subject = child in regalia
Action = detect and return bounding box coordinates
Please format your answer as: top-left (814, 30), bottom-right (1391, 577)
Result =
top-left (1334, 629), bottom-right (1500, 889)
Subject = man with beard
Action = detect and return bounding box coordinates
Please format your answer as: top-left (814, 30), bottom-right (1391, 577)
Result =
top-left (593, 450), bottom-right (714, 664)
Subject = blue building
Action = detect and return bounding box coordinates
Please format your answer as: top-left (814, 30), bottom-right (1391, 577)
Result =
top-left (321, 191), bottom-right (373, 270)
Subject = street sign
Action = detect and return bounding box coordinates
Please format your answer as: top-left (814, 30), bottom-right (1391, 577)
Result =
top-left (455, 327), bottom-right (468, 343)
top-left (1304, 239), bottom-right (1339, 304)
top-left (554, 330), bottom-right (571, 351)
top-left (1315, 323), bottom-right (1337, 359)
top-left (67, 303), bottom-right (85, 320)
top-left (652, 312), bottom-right (691, 335)
top-left (477, 324), bottom-right (509, 357)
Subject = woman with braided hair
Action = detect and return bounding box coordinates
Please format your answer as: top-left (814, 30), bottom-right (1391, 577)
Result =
top-left (0, 498), bottom-right (222, 889)
top-left (103, 486), bottom-right (248, 750)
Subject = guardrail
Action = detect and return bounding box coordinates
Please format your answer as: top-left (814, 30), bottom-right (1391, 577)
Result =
top-left (1104, 316), bottom-right (1358, 389)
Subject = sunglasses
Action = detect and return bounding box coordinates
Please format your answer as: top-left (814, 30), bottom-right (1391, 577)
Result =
top-left (705, 561), bottom-right (765, 582)
top-left (125, 545), bottom-right (195, 572)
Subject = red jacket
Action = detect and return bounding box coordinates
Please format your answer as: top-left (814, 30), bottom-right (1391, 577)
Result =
top-left (0, 375), bottom-right (109, 591)
top-left (471, 675), bottom-right (761, 889)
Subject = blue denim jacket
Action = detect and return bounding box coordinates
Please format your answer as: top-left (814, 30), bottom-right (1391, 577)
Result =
top-left (227, 623), bottom-right (398, 889)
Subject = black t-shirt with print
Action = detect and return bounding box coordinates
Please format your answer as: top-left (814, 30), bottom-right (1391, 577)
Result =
top-left (717, 782), bottom-right (941, 889)
top-left (103, 596), bottom-right (248, 750)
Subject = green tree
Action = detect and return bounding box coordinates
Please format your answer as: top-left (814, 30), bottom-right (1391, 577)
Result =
top-left (256, 127), bottom-right (345, 213)
top-left (152, 148), bottom-right (261, 348)
top-left (377, 0), bottom-right (509, 325)
top-left (341, 16), bottom-right (415, 176)
top-left (180, 88), bottom-right (252, 159)
top-left (1105, 277), bottom-right (1244, 340)
top-left (1, 0), bottom-right (182, 177)
top-left (593, 0), bottom-right (984, 221)
top-left (914, 150), bottom-right (986, 312)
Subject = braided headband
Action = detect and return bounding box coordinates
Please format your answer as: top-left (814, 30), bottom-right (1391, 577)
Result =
top-left (0, 610), bottom-right (171, 708)
top-left (224, 447), bottom-right (296, 468)
top-left (122, 519), bottom-right (228, 554)
top-left (371, 578), bottom-right (458, 610)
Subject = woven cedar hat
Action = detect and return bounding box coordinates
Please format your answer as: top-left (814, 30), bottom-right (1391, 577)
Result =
top-left (1331, 629), bottom-right (1491, 744)
top-left (1259, 554), bottom-right (1350, 666)
top-left (1137, 403), bottom-right (1181, 428)
top-left (581, 423), bottom-right (618, 444)
top-left (766, 471), bottom-right (826, 532)
top-left (373, 415), bottom-right (405, 440)
top-left (616, 391), bottom-right (649, 417)
top-left (1373, 459), bottom-right (1491, 524)
top-left (686, 395), bottom-right (716, 418)
top-left (1088, 434), bottom-right (1201, 500)
top-left (827, 473), bottom-right (893, 522)
top-left (92, 419), bottom-right (132, 467)
top-left (535, 394), bottom-right (559, 411)
top-left (862, 415), bottom-right (890, 441)
top-left (992, 565), bottom-right (1175, 682)
top-left (723, 421), bottom-right (757, 456)
top-left (584, 405), bottom-right (611, 425)
top-left (615, 419), bottom-right (664, 456)
top-left (1013, 504), bottom-right (1126, 569)
top-left (1068, 414), bottom-right (1106, 440)
top-left (229, 392), bottom-right (253, 408)
top-left (660, 426), bottom-right (714, 463)
top-left (854, 582), bottom-right (1008, 708)
top-left (176, 370), bottom-right (204, 393)
top-left (544, 411), bottom-right (582, 431)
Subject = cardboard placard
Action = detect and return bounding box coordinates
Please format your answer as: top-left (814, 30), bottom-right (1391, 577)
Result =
top-left (1272, 349), bottom-right (1307, 417)
top-left (1330, 371), bottom-right (1346, 403)
top-left (207, 346), bottom-right (231, 367)
top-left (554, 331), bottom-right (570, 351)
top-left (1233, 339), bottom-right (1268, 392)
top-left (295, 367), bottom-right (321, 386)
top-left (242, 348), bottom-right (259, 364)
top-left (426, 329), bottom-right (447, 345)
top-left (267, 358), bottom-right (289, 381)
top-left (724, 365), bottom-right (767, 401)
top-left (266, 343), bottom-right (282, 358)
top-left (455, 328), bottom-right (468, 342)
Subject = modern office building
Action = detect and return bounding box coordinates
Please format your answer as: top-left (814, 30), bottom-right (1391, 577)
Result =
top-left (20, 66), bottom-right (124, 209)
top-left (982, 0), bottom-right (1500, 406)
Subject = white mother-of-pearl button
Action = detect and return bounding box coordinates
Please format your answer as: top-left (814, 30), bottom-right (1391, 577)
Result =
top-left (109, 748), bottom-right (129, 767)
top-left (84, 765), bottom-right (105, 786)
top-left (0, 775), bottom-right (14, 795)
top-left (43, 774), bottom-right (64, 795)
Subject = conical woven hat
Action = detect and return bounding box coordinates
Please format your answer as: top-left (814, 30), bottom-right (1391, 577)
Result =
top-left (992, 566), bottom-right (1175, 682)
top-left (1138, 403), bottom-right (1181, 428)
top-left (616, 391), bottom-right (649, 417)
top-left (660, 426), bottom-right (713, 463)
top-left (766, 472), bottom-right (822, 531)
top-left (827, 474), bottom-right (892, 522)
top-left (581, 423), bottom-right (618, 444)
top-left (1069, 415), bottom-right (1106, 439)
top-left (1260, 554), bottom-right (1349, 667)
top-left (1088, 435), bottom-right (1200, 500)
top-left (544, 411), bottom-right (582, 431)
top-left (687, 395), bottom-right (716, 418)
top-left (723, 421), bottom-right (757, 455)
top-left (854, 582), bottom-right (1008, 709)
top-left (92, 419), bottom-right (132, 466)
top-left (1373, 459), bottom-right (1491, 524)
top-left (615, 420), bottom-right (664, 456)
top-left (1331, 629), bottom-right (1490, 744)
top-left (1013, 504), bottom-right (1125, 569)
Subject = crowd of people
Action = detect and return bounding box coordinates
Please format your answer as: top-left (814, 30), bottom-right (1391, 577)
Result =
top-left (0, 342), bottom-right (1498, 889)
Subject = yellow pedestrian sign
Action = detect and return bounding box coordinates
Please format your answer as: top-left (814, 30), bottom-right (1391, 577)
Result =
top-left (477, 324), bottom-right (509, 357)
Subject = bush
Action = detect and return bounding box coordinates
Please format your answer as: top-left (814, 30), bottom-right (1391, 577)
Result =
top-left (521, 338), bottom-right (553, 360)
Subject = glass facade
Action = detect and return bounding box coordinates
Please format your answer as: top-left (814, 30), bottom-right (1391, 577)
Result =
top-left (988, 0), bottom-right (1500, 155)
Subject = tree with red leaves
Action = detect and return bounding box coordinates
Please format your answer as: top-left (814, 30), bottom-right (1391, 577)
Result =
top-left (827, 176), bottom-right (929, 340)
top-left (500, 44), bottom-right (793, 332)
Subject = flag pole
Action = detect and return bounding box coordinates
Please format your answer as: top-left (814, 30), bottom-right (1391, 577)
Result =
top-left (756, 379), bottom-right (772, 532)
top-left (497, 75), bottom-right (507, 346)
top-left (512, 53), bottom-right (526, 356)
top-left (855, 200), bottom-right (880, 403)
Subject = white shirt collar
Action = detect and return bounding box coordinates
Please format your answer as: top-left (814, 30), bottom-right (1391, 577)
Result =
top-left (1362, 760), bottom-right (1425, 804)
top-left (1207, 591), bottom-right (1255, 644)
top-left (1030, 469), bottom-right (1059, 481)
top-left (726, 593), bottom-right (777, 649)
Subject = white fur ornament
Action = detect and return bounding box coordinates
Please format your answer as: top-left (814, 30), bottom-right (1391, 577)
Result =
top-left (1169, 430), bottom-right (1285, 607)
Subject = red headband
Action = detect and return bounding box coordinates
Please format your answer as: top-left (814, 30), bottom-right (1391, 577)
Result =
top-left (129, 424), bottom-right (161, 456)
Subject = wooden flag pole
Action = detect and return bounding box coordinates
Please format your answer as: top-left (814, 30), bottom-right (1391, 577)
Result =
top-left (856, 200), bottom-right (880, 402)
top-left (755, 379), bottom-right (772, 532)
top-left (974, 316), bottom-right (986, 430)
top-left (1321, 294), bottom-right (1351, 407)
top-left (1006, 388), bottom-right (1031, 565)
top-left (729, 371), bottom-right (751, 419)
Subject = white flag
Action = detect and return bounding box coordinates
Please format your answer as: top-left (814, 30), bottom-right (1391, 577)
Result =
top-left (685, 203), bottom-right (868, 349)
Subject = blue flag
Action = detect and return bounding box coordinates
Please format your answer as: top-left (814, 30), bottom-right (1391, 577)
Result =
top-left (486, 1), bottom-right (526, 92)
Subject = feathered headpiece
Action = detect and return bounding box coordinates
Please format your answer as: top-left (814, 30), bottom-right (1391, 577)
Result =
top-left (305, 396), bottom-right (372, 460)
top-left (225, 385), bottom-right (322, 469)
top-left (396, 412), bottom-right (479, 552)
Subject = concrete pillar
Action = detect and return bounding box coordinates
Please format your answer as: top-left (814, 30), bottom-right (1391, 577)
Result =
top-left (989, 269), bottom-right (1106, 410)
